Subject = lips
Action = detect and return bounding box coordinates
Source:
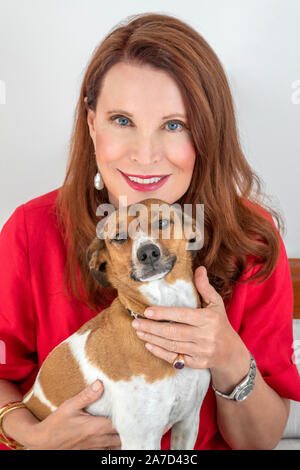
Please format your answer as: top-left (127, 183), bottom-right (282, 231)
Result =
top-left (118, 169), bottom-right (171, 192)
top-left (122, 172), bottom-right (169, 178)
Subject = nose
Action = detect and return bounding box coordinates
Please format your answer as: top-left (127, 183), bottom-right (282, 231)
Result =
top-left (131, 133), bottom-right (162, 165)
top-left (137, 244), bottom-right (161, 265)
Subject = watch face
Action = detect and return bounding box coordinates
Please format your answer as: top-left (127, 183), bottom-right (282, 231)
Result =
top-left (236, 384), bottom-right (254, 402)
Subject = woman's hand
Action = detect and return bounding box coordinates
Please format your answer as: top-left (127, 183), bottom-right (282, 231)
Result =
top-left (21, 381), bottom-right (122, 450)
top-left (131, 266), bottom-right (250, 383)
top-left (16, 381), bottom-right (171, 450)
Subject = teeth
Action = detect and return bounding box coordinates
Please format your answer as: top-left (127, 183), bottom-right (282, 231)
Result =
top-left (127, 175), bottom-right (164, 184)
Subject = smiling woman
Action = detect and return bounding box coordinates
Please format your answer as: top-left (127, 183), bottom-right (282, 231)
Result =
top-left (83, 61), bottom-right (196, 207)
top-left (1, 11), bottom-right (300, 452)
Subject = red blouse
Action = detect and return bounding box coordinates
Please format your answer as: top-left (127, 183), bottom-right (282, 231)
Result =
top-left (1, 188), bottom-right (300, 451)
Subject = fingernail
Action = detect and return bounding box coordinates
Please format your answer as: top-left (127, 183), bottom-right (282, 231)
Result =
top-left (144, 309), bottom-right (154, 317)
top-left (92, 380), bottom-right (101, 392)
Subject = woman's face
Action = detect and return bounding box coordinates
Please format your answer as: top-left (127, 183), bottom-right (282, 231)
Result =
top-left (86, 62), bottom-right (196, 208)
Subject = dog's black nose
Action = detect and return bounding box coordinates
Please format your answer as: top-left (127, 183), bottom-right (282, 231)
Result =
top-left (137, 244), bottom-right (161, 265)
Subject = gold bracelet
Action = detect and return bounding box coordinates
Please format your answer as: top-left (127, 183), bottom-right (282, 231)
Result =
top-left (0, 401), bottom-right (27, 450)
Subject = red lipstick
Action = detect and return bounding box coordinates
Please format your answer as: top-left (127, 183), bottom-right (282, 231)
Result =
top-left (118, 170), bottom-right (171, 192)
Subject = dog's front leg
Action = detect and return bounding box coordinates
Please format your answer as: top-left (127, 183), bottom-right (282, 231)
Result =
top-left (170, 370), bottom-right (211, 450)
top-left (170, 408), bottom-right (201, 450)
top-left (112, 405), bottom-right (167, 450)
top-left (114, 416), bottom-right (164, 450)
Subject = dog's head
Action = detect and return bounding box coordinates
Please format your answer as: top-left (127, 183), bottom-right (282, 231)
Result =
top-left (86, 198), bottom-right (203, 289)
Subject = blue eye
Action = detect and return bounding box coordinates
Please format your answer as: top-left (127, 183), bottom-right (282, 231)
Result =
top-left (166, 121), bottom-right (184, 131)
top-left (110, 115), bottom-right (185, 132)
top-left (112, 116), bottom-right (131, 127)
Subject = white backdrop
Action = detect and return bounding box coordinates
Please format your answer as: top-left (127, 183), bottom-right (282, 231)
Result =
top-left (0, 0), bottom-right (299, 256)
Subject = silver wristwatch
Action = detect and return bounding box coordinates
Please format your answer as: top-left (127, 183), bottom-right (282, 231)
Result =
top-left (212, 351), bottom-right (257, 402)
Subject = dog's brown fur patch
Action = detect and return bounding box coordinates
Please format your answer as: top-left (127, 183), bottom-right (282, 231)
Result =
top-left (78, 298), bottom-right (178, 383)
top-left (24, 342), bottom-right (88, 420)
top-left (24, 394), bottom-right (52, 421)
top-left (38, 342), bottom-right (87, 407)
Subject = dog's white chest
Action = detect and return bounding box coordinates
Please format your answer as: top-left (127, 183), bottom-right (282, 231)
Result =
top-left (138, 278), bottom-right (198, 308)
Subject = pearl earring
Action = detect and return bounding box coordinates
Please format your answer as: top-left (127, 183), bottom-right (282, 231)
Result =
top-left (94, 150), bottom-right (104, 190)
top-left (94, 171), bottom-right (104, 190)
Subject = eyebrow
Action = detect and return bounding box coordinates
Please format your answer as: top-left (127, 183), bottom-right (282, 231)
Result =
top-left (106, 109), bottom-right (187, 120)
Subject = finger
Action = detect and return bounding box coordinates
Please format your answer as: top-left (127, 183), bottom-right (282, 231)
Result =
top-left (194, 266), bottom-right (222, 308)
top-left (145, 342), bottom-right (193, 368)
top-left (66, 380), bottom-right (104, 412)
top-left (136, 330), bottom-right (195, 356)
top-left (143, 305), bottom-right (201, 326)
top-left (133, 318), bottom-right (197, 342)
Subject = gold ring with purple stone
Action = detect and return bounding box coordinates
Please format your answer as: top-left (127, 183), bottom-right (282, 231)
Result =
top-left (173, 353), bottom-right (185, 369)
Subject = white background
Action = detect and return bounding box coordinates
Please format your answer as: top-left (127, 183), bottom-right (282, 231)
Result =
top-left (0, 0), bottom-right (299, 255)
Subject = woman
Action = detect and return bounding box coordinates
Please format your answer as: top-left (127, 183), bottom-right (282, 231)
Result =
top-left (0, 12), bottom-right (300, 450)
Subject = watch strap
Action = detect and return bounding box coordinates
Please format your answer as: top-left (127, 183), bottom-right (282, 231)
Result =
top-left (212, 351), bottom-right (256, 401)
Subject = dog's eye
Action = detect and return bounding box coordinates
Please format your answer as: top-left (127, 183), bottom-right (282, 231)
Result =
top-left (112, 233), bottom-right (127, 243)
top-left (158, 219), bottom-right (170, 229)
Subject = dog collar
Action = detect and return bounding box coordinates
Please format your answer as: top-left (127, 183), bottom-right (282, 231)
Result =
top-left (126, 308), bottom-right (172, 323)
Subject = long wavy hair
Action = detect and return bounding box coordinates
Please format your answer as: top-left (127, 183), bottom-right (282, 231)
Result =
top-left (55, 12), bottom-right (285, 312)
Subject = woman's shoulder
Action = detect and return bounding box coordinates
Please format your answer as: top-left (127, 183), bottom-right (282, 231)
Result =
top-left (2, 187), bottom-right (60, 227)
top-left (1, 187), bottom-right (63, 253)
top-left (22, 187), bottom-right (61, 215)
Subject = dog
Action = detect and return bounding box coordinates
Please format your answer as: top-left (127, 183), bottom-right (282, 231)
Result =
top-left (23, 198), bottom-right (211, 450)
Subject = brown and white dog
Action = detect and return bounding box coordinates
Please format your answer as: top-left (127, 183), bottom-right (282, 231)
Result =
top-left (23, 198), bottom-right (211, 450)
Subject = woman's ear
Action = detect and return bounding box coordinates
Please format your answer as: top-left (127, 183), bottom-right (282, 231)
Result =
top-left (86, 237), bottom-right (112, 287)
top-left (84, 96), bottom-right (97, 145)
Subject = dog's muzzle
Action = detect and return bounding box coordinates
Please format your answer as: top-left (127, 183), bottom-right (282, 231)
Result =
top-left (131, 243), bottom-right (177, 282)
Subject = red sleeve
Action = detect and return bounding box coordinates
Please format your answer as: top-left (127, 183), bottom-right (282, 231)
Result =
top-left (239, 215), bottom-right (300, 401)
top-left (0, 205), bottom-right (38, 388)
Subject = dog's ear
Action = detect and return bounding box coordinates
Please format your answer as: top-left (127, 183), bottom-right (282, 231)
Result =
top-left (86, 237), bottom-right (112, 287)
top-left (184, 214), bottom-right (203, 260)
top-left (169, 204), bottom-right (203, 260)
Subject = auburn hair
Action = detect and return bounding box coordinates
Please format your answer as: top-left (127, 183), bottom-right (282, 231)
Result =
top-left (55, 12), bottom-right (284, 312)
